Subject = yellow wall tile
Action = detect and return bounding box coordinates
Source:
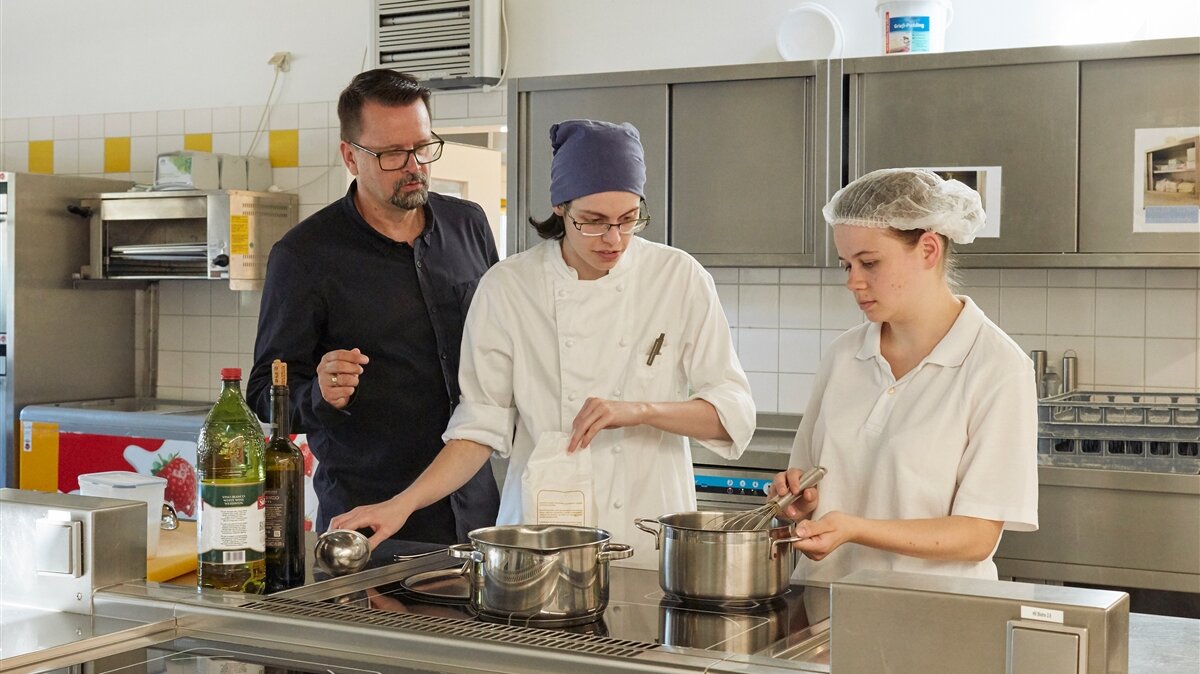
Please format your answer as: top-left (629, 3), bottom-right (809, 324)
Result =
top-left (184, 133), bottom-right (212, 152)
top-left (105, 137), bottom-right (131, 173)
top-left (28, 140), bottom-right (54, 174)
top-left (269, 129), bottom-right (298, 168)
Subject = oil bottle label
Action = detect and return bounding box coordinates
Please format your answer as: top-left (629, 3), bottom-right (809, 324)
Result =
top-left (198, 482), bottom-right (266, 564)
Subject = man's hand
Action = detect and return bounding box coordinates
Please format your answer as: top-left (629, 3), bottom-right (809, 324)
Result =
top-left (318, 348), bottom-right (370, 409)
top-left (329, 495), bottom-right (411, 550)
top-left (568, 398), bottom-right (648, 453)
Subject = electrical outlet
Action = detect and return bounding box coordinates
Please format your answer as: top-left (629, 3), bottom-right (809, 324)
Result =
top-left (268, 51), bottom-right (292, 73)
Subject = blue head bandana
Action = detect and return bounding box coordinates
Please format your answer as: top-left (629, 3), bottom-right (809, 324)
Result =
top-left (548, 119), bottom-right (646, 206)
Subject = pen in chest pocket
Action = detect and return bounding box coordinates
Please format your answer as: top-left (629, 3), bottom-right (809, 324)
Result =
top-left (646, 333), bottom-right (666, 366)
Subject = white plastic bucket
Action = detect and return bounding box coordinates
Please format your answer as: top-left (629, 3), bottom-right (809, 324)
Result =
top-left (79, 471), bottom-right (166, 557)
top-left (877, 0), bottom-right (953, 55)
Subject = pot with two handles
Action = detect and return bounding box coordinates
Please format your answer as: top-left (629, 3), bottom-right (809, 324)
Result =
top-left (433, 524), bottom-right (633, 623)
top-left (635, 512), bottom-right (804, 601)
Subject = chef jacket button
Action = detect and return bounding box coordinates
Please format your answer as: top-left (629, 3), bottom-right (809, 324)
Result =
top-left (416, 261), bottom-right (423, 269)
top-left (613, 500), bottom-right (623, 509)
top-left (440, 353), bottom-right (448, 360)
top-left (557, 290), bottom-right (566, 298)
top-left (612, 445), bottom-right (622, 454)
top-left (565, 339), bottom-right (575, 348)
top-left (887, 387), bottom-right (896, 395)
top-left (613, 388), bottom-right (622, 397)
top-left (617, 283), bottom-right (625, 292)
top-left (619, 338), bottom-right (628, 347)
top-left (567, 393), bottom-right (577, 401)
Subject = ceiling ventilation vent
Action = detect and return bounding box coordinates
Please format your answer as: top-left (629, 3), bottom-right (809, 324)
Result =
top-left (375, 0), bottom-right (502, 90)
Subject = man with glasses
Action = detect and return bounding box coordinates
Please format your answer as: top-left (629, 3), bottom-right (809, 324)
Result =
top-left (332, 119), bottom-right (755, 569)
top-left (248, 69), bottom-right (500, 553)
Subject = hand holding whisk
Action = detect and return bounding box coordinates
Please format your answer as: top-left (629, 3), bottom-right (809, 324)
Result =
top-left (704, 466), bottom-right (826, 532)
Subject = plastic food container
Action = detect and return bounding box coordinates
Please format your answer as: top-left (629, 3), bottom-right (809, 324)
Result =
top-left (78, 471), bottom-right (167, 557)
top-left (876, 0), bottom-right (953, 54)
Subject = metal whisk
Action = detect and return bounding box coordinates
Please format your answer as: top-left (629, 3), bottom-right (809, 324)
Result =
top-left (703, 466), bottom-right (826, 532)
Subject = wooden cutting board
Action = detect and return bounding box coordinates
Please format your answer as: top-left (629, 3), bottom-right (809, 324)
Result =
top-left (147, 520), bottom-right (198, 582)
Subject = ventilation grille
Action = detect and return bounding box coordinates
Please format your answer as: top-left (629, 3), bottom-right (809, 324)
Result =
top-left (242, 597), bottom-right (659, 659)
top-left (375, 0), bottom-right (500, 88)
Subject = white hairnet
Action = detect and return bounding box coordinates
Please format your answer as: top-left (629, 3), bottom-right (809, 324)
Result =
top-left (822, 168), bottom-right (986, 244)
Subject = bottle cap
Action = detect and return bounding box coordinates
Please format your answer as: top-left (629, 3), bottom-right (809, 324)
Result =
top-left (220, 367), bottom-right (242, 380)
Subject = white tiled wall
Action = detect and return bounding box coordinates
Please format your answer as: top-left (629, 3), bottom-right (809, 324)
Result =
top-left (720, 266), bottom-right (1200, 413)
top-left (153, 281), bottom-right (262, 402)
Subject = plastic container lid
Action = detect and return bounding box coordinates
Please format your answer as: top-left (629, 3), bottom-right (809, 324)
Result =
top-left (777, 3), bottom-right (845, 61)
top-left (78, 470), bottom-right (166, 489)
top-left (220, 367), bottom-right (242, 380)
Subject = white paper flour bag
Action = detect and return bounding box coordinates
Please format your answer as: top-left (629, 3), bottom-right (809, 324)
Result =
top-left (521, 432), bottom-right (595, 526)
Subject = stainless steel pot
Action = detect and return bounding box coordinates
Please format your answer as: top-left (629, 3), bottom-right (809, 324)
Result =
top-left (635, 511), bottom-right (802, 601)
top-left (446, 524), bottom-right (633, 624)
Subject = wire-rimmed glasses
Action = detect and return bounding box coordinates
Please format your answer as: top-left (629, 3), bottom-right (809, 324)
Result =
top-left (565, 200), bottom-right (651, 237)
top-left (347, 133), bottom-right (445, 171)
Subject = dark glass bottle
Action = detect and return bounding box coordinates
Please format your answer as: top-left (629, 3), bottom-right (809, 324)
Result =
top-left (265, 360), bottom-right (305, 592)
top-left (197, 368), bottom-right (266, 593)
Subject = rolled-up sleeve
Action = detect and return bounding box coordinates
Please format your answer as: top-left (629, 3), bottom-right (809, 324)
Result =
top-left (443, 274), bottom-right (519, 458)
top-left (684, 266), bottom-right (756, 459)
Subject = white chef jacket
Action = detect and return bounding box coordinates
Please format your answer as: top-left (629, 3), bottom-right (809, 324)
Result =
top-left (789, 296), bottom-right (1038, 584)
top-left (444, 236), bottom-right (756, 569)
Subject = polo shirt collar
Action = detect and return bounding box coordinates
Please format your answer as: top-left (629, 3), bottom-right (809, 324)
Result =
top-left (855, 295), bottom-right (984, 369)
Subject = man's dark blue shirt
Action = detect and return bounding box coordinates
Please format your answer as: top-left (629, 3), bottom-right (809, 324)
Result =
top-left (248, 182), bottom-right (500, 543)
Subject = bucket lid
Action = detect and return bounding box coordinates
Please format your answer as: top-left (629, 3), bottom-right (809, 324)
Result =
top-left (78, 470), bottom-right (166, 488)
top-left (877, 0), bottom-right (952, 10)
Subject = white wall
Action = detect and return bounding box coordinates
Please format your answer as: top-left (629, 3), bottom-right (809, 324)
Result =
top-left (3, 0), bottom-right (1197, 118)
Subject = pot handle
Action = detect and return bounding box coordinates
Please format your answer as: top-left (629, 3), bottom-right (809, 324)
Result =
top-left (446, 542), bottom-right (484, 563)
top-left (597, 543), bottom-right (634, 563)
top-left (633, 517), bottom-right (662, 550)
top-left (392, 547), bottom-right (454, 563)
top-left (770, 525), bottom-right (808, 558)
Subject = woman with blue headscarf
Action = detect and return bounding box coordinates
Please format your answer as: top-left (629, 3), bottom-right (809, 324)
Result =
top-left (333, 119), bottom-right (755, 568)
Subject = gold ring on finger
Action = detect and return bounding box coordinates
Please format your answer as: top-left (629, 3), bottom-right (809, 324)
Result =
top-left (331, 373), bottom-right (340, 387)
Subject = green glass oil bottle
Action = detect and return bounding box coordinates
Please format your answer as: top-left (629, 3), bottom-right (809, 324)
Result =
top-left (265, 360), bottom-right (305, 592)
top-left (196, 367), bottom-right (266, 593)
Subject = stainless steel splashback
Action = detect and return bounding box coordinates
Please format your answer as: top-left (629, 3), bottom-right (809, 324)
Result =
top-left (831, 570), bottom-right (1128, 674)
top-left (1, 488), bottom-right (147, 614)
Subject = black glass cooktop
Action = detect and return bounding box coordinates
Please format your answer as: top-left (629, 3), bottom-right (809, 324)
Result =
top-left (319, 563), bottom-right (817, 655)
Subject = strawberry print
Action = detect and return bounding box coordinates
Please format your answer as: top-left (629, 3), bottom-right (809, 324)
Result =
top-left (153, 453), bottom-right (197, 517)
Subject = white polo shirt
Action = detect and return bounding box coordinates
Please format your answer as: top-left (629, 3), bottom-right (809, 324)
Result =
top-left (790, 296), bottom-right (1038, 584)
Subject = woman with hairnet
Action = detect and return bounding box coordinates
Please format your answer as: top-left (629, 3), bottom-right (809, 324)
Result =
top-left (771, 168), bottom-right (1038, 583)
top-left (332, 119), bottom-right (756, 569)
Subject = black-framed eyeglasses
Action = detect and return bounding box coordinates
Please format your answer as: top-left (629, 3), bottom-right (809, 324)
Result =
top-left (347, 133), bottom-right (444, 171)
top-left (565, 200), bottom-right (651, 237)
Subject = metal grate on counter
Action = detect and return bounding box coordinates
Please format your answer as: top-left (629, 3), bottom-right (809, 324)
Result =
top-left (1038, 391), bottom-right (1200, 474)
top-left (241, 597), bottom-right (659, 659)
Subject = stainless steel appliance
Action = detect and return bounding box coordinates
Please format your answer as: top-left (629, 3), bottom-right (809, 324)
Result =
top-left (0, 172), bottom-right (136, 488)
top-left (996, 392), bottom-right (1200, 602)
top-left (85, 189), bottom-right (297, 290)
top-left (832, 570), bottom-right (1129, 674)
top-left (0, 489), bottom-right (146, 615)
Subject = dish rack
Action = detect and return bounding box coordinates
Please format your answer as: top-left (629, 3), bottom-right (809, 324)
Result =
top-left (1038, 391), bottom-right (1200, 474)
